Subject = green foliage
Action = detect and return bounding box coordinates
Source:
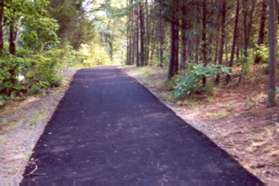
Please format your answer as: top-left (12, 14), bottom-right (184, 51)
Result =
top-left (239, 55), bottom-right (251, 76)
top-left (49, 0), bottom-right (96, 49)
top-left (238, 45), bottom-right (269, 77)
top-left (173, 64), bottom-right (231, 98)
top-left (79, 42), bottom-right (111, 67)
top-left (46, 43), bottom-right (85, 67)
top-left (21, 16), bottom-right (59, 51)
top-left (253, 44), bottom-right (269, 64)
top-left (0, 52), bottom-right (63, 104)
top-left (0, 0), bottom-right (102, 107)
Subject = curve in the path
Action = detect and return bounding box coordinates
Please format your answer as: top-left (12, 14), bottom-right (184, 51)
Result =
top-left (21, 67), bottom-right (263, 186)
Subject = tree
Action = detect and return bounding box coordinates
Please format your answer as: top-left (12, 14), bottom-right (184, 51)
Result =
top-left (226, 0), bottom-right (240, 83)
top-left (139, 1), bottom-right (145, 66)
top-left (168, 0), bottom-right (179, 79)
top-left (0, 0), bottom-right (3, 55)
top-left (157, 0), bottom-right (165, 67)
top-left (255, 0), bottom-right (267, 64)
top-left (201, 0), bottom-right (208, 85)
top-left (49, 0), bottom-right (94, 49)
top-left (124, 0), bottom-right (278, 104)
top-left (216, 0), bottom-right (227, 84)
top-left (267, 0), bottom-right (277, 106)
top-left (180, 0), bottom-right (188, 70)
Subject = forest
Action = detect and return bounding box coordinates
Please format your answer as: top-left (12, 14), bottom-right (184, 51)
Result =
top-left (0, 0), bottom-right (118, 106)
top-left (126, 0), bottom-right (278, 107)
top-left (0, 0), bottom-right (277, 106)
top-left (0, 0), bottom-right (279, 185)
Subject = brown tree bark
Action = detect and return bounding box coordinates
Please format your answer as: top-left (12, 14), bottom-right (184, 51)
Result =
top-left (201, 0), bottom-right (208, 85)
top-left (216, 0), bottom-right (227, 84)
top-left (0, 0), bottom-right (4, 55)
top-left (267, 0), bottom-right (277, 106)
top-left (158, 0), bottom-right (165, 67)
top-left (9, 21), bottom-right (17, 55)
top-left (135, 5), bottom-right (140, 67)
top-left (180, 1), bottom-right (188, 70)
top-left (226, 0), bottom-right (240, 83)
top-left (242, 0), bottom-right (255, 57)
top-left (144, 0), bottom-right (150, 65)
top-left (139, 1), bottom-right (145, 66)
top-left (255, 0), bottom-right (267, 64)
top-left (168, 0), bottom-right (179, 79)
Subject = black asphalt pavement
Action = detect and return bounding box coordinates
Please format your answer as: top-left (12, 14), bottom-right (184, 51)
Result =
top-left (21, 67), bottom-right (263, 186)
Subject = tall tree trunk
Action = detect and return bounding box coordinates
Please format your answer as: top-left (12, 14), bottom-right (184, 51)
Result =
top-left (240, 0), bottom-right (256, 83)
top-left (0, 0), bottom-right (4, 55)
top-left (180, 1), bottom-right (188, 70)
top-left (158, 0), bottom-right (164, 67)
top-left (139, 1), bottom-right (145, 66)
top-left (276, 0), bottom-right (279, 24)
top-left (242, 0), bottom-right (256, 57)
top-left (168, 0), bottom-right (179, 79)
top-left (194, 4), bottom-right (200, 64)
top-left (201, 0), bottom-right (208, 85)
top-left (267, 0), bottom-right (277, 106)
top-left (144, 0), bottom-right (150, 65)
top-left (216, 0), bottom-right (227, 84)
top-left (226, 0), bottom-right (240, 83)
top-left (131, 1), bottom-right (136, 66)
top-left (135, 6), bottom-right (140, 67)
top-left (9, 20), bottom-right (17, 55)
top-left (127, 27), bottom-right (131, 65)
top-left (242, 0), bottom-right (249, 59)
top-left (126, 0), bottom-right (132, 65)
top-left (255, 0), bottom-right (267, 64)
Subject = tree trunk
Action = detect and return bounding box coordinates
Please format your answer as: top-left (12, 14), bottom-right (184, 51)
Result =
top-left (9, 21), bottom-right (17, 55)
top-left (131, 1), bottom-right (136, 65)
top-left (180, 1), bottom-right (188, 70)
top-left (216, 0), bottom-right (227, 84)
top-left (135, 6), bottom-right (140, 67)
top-left (144, 0), bottom-right (150, 65)
top-left (0, 0), bottom-right (3, 55)
top-left (267, 0), bottom-right (277, 106)
top-left (242, 0), bottom-right (249, 59)
top-left (158, 0), bottom-right (164, 67)
top-left (255, 0), bottom-right (267, 64)
top-left (201, 0), bottom-right (208, 85)
top-left (139, 1), bottom-right (145, 66)
top-left (168, 0), bottom-right (179, 79)
top-left (226, 0), bottom-right (240, 83)
top-left (240, 0), bottom-right (255, 83)
top-left (126, 0), bottom-right (132, 65)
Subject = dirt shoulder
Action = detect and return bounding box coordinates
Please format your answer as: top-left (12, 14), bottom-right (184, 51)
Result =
top-left (124, 66), bottom-right (279, 185)
top-left (0, 69), bottom-right (77, 185)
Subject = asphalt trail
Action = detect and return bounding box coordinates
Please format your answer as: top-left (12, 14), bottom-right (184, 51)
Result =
top-left (21, 67), bottom-right (263, 186)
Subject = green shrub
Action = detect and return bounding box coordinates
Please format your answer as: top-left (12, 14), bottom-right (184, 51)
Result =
top-left (173, 64), bottom-right (230, 98)
top-left (79, 42), bottom-right (111, 67)
top-left (50, 44), bottom-right (85, 67)
top-left (0, 56), bottom-right (28, 96)
top-left (0, 53), bottom-right (62, 102)
top-left (25, 54), bottom-right (62, 91)
top-left (253, 44), bottom-right (269, 64)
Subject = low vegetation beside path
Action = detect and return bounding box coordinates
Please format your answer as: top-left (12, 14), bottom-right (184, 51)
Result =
top-left (125, 65), bottom-right (279, 185)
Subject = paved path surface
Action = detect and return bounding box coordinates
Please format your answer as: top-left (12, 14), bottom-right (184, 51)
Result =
top-left (21, 67), bottom-right (263, 186)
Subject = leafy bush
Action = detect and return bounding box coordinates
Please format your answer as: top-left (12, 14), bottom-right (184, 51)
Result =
top-left (40, 44), bottom-right (85, 68)
top-left (253, 44), bottom-right (269, 64)
top-left (79, 42), bottom-right (111, 67)
top-left (25, 54), bottom-right (62, 94)
top-left (0, 53), bottom-right (62, 103)
top-left (173, 64), bottom-right (230, 98)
